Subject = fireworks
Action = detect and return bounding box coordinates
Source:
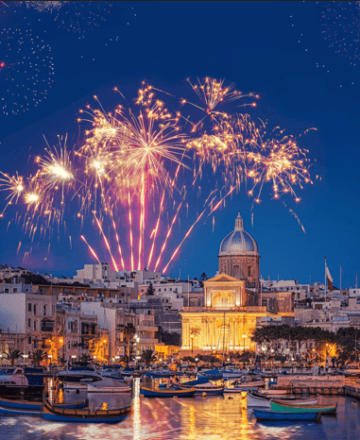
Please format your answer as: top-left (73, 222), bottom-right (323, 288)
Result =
top-left (322, 1), bottom-right (360, 60)
top-left (24, 1), bottom-right (65, 12)
top-left (0, 28), bottom-right (54, 115)
top-left (0, 79), bottom-right (315, 273)
top-left (24, 1), bottom-right (113, 33)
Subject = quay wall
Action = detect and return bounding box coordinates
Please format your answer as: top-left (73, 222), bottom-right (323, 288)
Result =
top-left (276, 375), bottom-right (346, 395)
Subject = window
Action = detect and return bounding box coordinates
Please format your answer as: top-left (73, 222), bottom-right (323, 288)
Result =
top-left (4, 288), bottom-right (9, 293)
top-left (43, 305), bottom-right (47, 316)
top-left (13, 288), bottom-right (17, 293)
top-left (28, 303), bottom-right (32, 312)
top-left (247, 266), bottom-right (252, 277)
top-left (34, 305), bottom-right (37, 315)
top-left (52, 305), bottom-right (55, 315)
top-left (28, 318), bottom-right (31, 327)
top-left (34, 320), bottom-right (37, 331)
top-left (28, 337), bottom-right (31, 345)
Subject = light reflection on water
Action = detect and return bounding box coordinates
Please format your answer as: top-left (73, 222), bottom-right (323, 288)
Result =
top-left (0, 379), bottom-right (360, 440)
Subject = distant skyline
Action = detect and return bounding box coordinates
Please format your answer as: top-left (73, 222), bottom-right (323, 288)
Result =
top-left (0, 2), bottom-right (359, 288)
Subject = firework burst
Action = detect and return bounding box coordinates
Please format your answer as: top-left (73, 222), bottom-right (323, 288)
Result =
top-left (0, 78), bottom-right (315, 273)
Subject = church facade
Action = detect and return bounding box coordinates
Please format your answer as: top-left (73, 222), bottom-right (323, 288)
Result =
top-left (180, 213), bottom-right (293, 353)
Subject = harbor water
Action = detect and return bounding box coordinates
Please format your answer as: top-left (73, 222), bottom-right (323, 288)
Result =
top-left (1, 379), bottom-right (360, 440)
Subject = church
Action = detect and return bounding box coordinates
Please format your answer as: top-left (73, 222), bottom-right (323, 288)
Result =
top-left (180, 213), bottom-right (294, 353)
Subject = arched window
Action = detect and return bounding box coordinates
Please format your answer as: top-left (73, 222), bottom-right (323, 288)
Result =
top-left (43, 304), bottom-right (47, 316)
top-left (247, 266), bottom-right (252, 277)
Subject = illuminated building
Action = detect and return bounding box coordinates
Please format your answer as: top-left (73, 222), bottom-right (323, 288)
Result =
top-left (180, 213), bottom-right (294, 353)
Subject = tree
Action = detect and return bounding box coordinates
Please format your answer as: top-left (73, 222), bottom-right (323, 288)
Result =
top-left (2, 348), bottom-right (23, 367)
top-left (79, 353), bottom-right (92, 365)
top-left (29, 349), bottom-right (47, 367)
top-left (146, 283), bottom-right (155, 296)
top-left (141, 349), bottom-right (157, 366)
top-left (123, 323), bottom-right (136, 366)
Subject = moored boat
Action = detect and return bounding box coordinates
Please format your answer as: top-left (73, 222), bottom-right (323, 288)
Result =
top-left (0, 396), bottom-right (42, 410)
top-left (145, 370), bottom-right (172, 378)
top-left (42, 399), bottom-right (131, 423)
top-left (179, 383), bottom-right (224, 395)
top-left (253, 408), bottom-right (322, 422)
top-left (258, 388), bottom-right (290, 396)
top-left (198, 369), bottom-right (223, 380)
top-left (246, 392), bottom-right (270, 407)
top-left (140, 386), bottom-right (197, 398)
top-left (87, 378), bottom-right (132, 393)
top-left (53, 399), bottom-right (89, 409)
top-left (0, 404), bottom-right (41, 416)
top-left (0, 367), bottom-right (45, 397)
top-left (270, 400), bottom-right (337, 415)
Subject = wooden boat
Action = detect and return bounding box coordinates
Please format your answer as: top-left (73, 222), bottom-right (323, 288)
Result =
top-left (247, 392), bottom-right (270, 407)
top-left (140, 386), bottom-right (197, 398)
top-left (198, 369), bottom-right (223, 380)
top-left (228, 381), bottom-right (265, 391)
top-left (53, 399), bottom-right (89, 409)
top-left (270, 400), bottom-right (337, 414)
top-left (0, 396), bottom-right (42, 410)
top-left (180, 383), bottom-right (224, 395)
top-left (253, 408), bottom-right (322, 422)
top-left (172, 377), bottom-right (209, 388)
top-left (258, 388), bottom-right (290, 396)
top-left (275, 398), bottom-right (318, 406)
top-left (43, 399), bottom-right (131, 423)
top-left (0, 404), bottom-right (41, 416)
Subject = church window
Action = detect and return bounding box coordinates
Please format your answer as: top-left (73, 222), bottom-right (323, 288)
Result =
top-left (247, 266), bottom-right (252, 277)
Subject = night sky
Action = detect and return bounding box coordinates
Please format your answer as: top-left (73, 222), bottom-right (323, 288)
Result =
top-left (0, 1), bottom-right (359, 288)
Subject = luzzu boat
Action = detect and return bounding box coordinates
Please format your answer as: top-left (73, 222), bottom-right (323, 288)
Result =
top-left (198, 369), bottom-right (223, 380)
top-left (53, 399), bottom-right (89, 409)
top-left (42, 399), bottom-right (131, 423)
top-left (140, 386), bottom-right (197, 398)
top-left (270, 400), bottom-right (337, 415)
top-left (253, 408), bottom-right (322, 422)
top-left (0, 396), bottom-right (42, 410)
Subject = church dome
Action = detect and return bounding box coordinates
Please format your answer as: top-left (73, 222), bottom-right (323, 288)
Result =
top-left (219, 213), bottom-right (259, 256)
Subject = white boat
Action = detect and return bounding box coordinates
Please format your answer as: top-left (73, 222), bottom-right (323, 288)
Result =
top-left (258, 388), bottom-right (290, 396)
top-left (87, 377), bottom-right (132, 393)
top-left (247, 392), bottom-right (270, 407)
top-left (220, 369), bottom-right (243, 379)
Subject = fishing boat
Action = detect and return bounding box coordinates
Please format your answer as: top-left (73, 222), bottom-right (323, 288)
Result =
top-left (0, 404), bottom-right (41, 416)
top-left (178, 383), bottom-right (224, 395)
top-left (140, 386), bottom-right (197, 398)
top-left (42, 399), bottom-right (131, 423)
top-left (53, 399), bottom-right (89, 409)
top-left (220, 369), bottom-right (243, 379)
top-left (145, 370), bottom-right (173, 378)
top-left (270, 400), bottom-right (337, 415)
top-left (0, 396), bottom-right (42, 410)
top-left (87, 377), bottom-right (132, 393)
top-left (258, 388), bottom-right (291, 396)
top-left (172, 377), bottom-right (209, 388)
top-left (247, 391), bottom-right (271, 407)
top-left (198, 369), bottom-right (223, 380)
top-left (253, 408), bottom-right (322, 422)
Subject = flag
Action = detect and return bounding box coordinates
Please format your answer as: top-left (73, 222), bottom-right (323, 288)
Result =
top-left (325, 259), bottom-right (333, 291)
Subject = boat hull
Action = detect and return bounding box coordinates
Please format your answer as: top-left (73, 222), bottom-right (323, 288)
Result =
top-left (0, 397), bottom-right (42, 410)
top-left (87, 385), bottom-right (132, 393)
top-left (53, 399), bottom-right (88, 409)
top-left (43, 400), bottom-right (131, 423)
top-left (253, 408), bottom-right (321, 422)
top-left (247, 393), bottom-right (270, 408)
top-left (270, 401), bottom-right (337, 414)
top-left (140, 387), bottom-right (196, 398)
top-left (0, 405), bottom-right (41, 416)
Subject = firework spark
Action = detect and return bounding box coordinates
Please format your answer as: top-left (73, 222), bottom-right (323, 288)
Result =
top-left (0, 28), bottom-right (54, 115)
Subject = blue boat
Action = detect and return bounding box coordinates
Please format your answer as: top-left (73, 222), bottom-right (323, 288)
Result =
top-left (0, 405), bottom-right (41, 416)
top-left (0, 397), bottom-right (42, 410)
top-left (145, 370), bottom-right (172, 378)
top-left (43, 400), bottom-right (131, 423)
top-left (140, 386), bottom-right (197, 398)
top-left (253, 408), bottom-right (321, 422)
top-left (174, 377), bottom-right (209, 388)
top-left (198, 369), bottom-right (223, 380)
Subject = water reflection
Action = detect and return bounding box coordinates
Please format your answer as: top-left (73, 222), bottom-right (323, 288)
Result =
top-left (0, 380), bottom-right (360, 440)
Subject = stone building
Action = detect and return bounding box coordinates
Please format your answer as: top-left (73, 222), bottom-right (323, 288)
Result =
top-left (218, 213), bottom-right (260, 289)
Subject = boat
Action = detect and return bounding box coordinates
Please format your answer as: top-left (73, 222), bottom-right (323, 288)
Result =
top-left (178, 383), bottom-right (224, 395)
top-left (220, 369), bottom-right (243, 379)
top-left (0, 404), bottom-right (42, 416)
top-left (275, 398), bottom-right (318, 406)
top-left (198, 369), bottom-right (223, 380)
top-left (87, 377), bottom-right (132, 393)
top-left (43, 399), bottom-right (131, 423)
top-left (140, 386), bottom-right (197, 398)
top-left (0, 396), bottom-right (42, 410)
top-left (57, 365), bottom-right (102, 383)
top-left (121, 367), bottom-right (135, 377)
top-left (0, 367), bottom-right (45, 397)
top-left (145, 370), bottom-right (173, 378)
top-left (53, 399), bottom-right (89, 409)
top-left (247, 391), bottom-right (271, 407)
top-left (270, 400), bottom-right (337, 415)
top-left (231, 380), bottom-right (265, 390)
top-left (258, 388), bottom-right (290, 396)
top-left (172, 377), bottom-right (209, 388)
top-left (253, 408), bottom-right (322, 422)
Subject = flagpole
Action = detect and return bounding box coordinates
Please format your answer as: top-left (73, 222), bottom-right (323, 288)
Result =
top-left (324, 256), bottom-right (327, 317)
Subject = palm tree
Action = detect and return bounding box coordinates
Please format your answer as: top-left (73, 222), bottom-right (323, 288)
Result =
top-left (29, 349), bottom-right (47, 367)
top-left (123, 323), bottom-right (136, 366)
top-left (141, 349), bottom-right (157, 367)
top-left (79, 353), bottom-right (92, 366)
top-left (2, 348), bottom-right (23, 367)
